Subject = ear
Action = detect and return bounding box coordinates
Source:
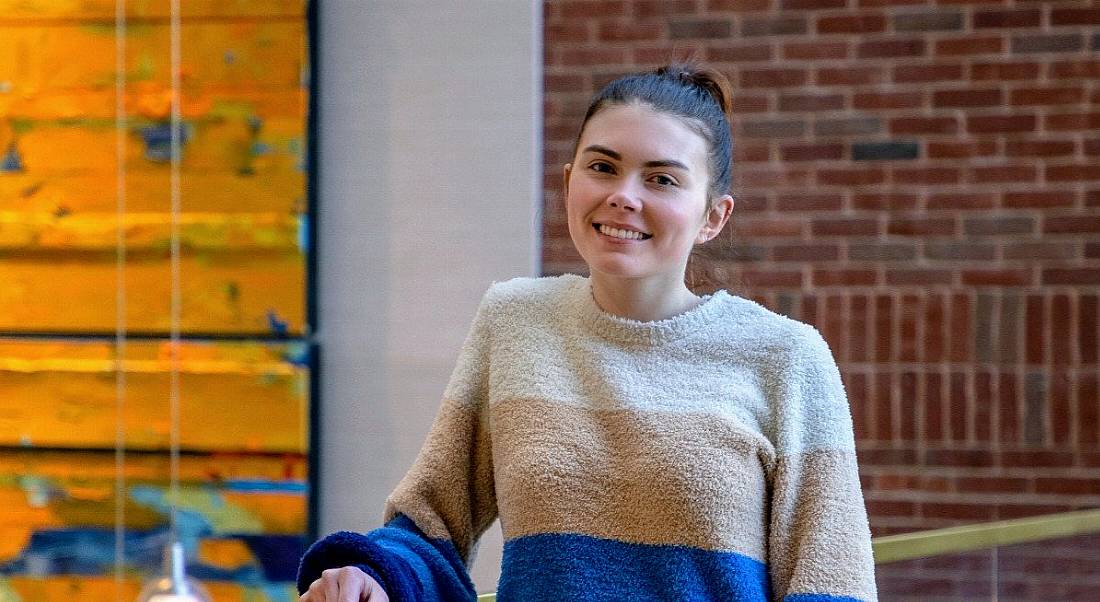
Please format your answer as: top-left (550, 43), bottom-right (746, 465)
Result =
top-left (696, 194), bottom-right (734, 244)
top-left (562, 163), bottom-right (572, 197)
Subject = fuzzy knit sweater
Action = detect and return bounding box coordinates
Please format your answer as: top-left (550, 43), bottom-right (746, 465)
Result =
top-left (298, 274), bottom-right (877, 602)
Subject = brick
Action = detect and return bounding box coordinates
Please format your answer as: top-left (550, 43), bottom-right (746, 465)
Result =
top-left (706, 0), bottom-right (772, 10)
top-left (899, 370), bottom-right (917, 437)
top-left (850, 243), bottom-right (917, 261)
top-left (559, 1), bottom-right (628, 18)
top-left (736, 145), bottom-right (771, 163)
top-left (546, 22), bottom-right (591, 43)
top-left (927, 140), bottom-right (997, 158)
top-left (739, 119), bottom-right (805, 138)
top-left (1090, 190), bottom-right (1100, 206)
top-left (849, 297), bottom-right (870, 362)
top-left (816, 13), bottom-right (886, 34)
top-left (731, 95), bottom-right (770, 113)
top-left (1000, 296), bottom-right (1021, 364)
top-left (559, 47), bottom-right (628, 66)
top-left (949, 295), bottom-right (971, 363)
top-left (857, 39), bottom-right (926, 59)
top-left (1046, 112), bottom-right (1100, 131)
top-left (1004, 140), bottom-right (1076, 158)
top-left (926, 242), bottom-right (996, 261)
top-left (852, 141), bottom-right (919, 161)
top-left (962, 269), bottom-right (1032, 286)
top-left (735, 217), bottom-right (804, 237)
top-left (853, 193), bottom-right (918, 211)
top-left (1087, 138), bottom-right (1100, 156)
top-left (815, 117), bottom-right (882, 137)
top-left (1036, 477), bottom-right (1100, 496)
top-left (853, 92), bottom-right (923, 110)
top-left (782, 0), bottom-right (845, 8)
top-left (925, 295), bottom-right (946, 362)
top-left (782, 41), bottom-right (849, 60)
top-left (776, 193), bottom-right (842, 211)
top-left (966, 114), bottom-right (1036, 134)
top-left (873, 298), bottom-right (893, 363)
top-left (1012, 34), bottom-right (1083, 54)
top-left (891, 116), bottom-right (958, 135)
top-left (774, 243), bottom-right (840, 261)
top-left (1051, 8), bottom-right (1100, 26)
top-left (999, 372), bottom-right (1018, 444)
top-left (1043, 269), bottom-right (1100, 285)
top-left (936, 36), bottom-right (1003, 56)
top-left (1082, 295), bottom-right (1098, 364)
top-left (739, 68), bottom-right (807, 88)
top-left (740, 167), bottom-right (813, 187)
top-left (893, 167), bottom-right (960, 185)
top-left (740, 269), bottom-right (803, 287)
top-left (635, 0), bottom-right (697, 18)
top-left (885, 269), bottom-right (953, 285)
top-left (893, 10), bottom-right (964, 32)
top-left (956, 477), bottom-right (1030, 493)
top-left (888, 217), bottom-right (956, 236)
top-left (1047, 164), bottom-right (1100, 182)
top-left (815, 66), bottom-right (885, 86)
top-left (812, 218), bottom-right (879, 236)
top-left (970, 61), bottom-right (1040, 80)
top-left (972, 164), bottom-right (1038, 184)
top-left (1010, 86), bottom-right (1085, 106)
top-left (927, 192), bottom-right (995, 210)
top-left (1081, 373), bottom-right (1099, 446)
top-left (1003, 242), bottom-right (1077, 260)
top-left (975, 294), bottom-right (995, 362)
top-left (818, 167), bottom-right (886, 186)
top-left (1002, 190), bottom-right (1075, 208)
top-left (781, 143), bottom-right (844, 161)
top-left (1050, 59), bottom-right (1100, 79)
top-left (669, 19), bottom-right (732, 39)
top-left (778, 93), bottom-right (845, 112)
top-left (933, 88), bottom-right (1003, 108)
top-left (813, 269), bottom-right (878, 286)
top-left (973, 9), bottom-right (1042, 28)
top-left (740, 15), bottom-right (806, 36)
top-left (705, 44), bottom-right (773, 63)
top-left (1087, 242), bottom-right (1100, 257)
top-left (893, 63), bottom-right (964, 83)
top-left (599, 20), bottom-right (663, 41)
top-left (925, 449), bottom-right (995, 467)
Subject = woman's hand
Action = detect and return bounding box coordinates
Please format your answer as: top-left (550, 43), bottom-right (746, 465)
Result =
top-left (300, 566), bottom-right (389, 602)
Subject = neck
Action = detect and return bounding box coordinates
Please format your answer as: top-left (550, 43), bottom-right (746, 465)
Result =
top-left (589, 272), bottom-right (702, 322)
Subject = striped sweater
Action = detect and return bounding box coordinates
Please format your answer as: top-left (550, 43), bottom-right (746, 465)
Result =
top-left (298, 275), bottom-right (878, 601)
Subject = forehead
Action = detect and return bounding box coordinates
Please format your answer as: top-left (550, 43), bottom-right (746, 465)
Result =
top-left (577, 104), bottom-right (708, 168)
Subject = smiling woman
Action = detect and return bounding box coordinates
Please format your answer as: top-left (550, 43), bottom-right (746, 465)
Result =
top-left (296, 64), bottom-right (877, 602)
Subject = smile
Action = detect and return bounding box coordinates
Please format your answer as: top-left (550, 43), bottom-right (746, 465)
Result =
top-left (594, 223), bottom-right (652, 240)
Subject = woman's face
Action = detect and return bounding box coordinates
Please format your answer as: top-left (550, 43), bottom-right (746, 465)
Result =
top-left (564, 103), bottom-right (728, 286)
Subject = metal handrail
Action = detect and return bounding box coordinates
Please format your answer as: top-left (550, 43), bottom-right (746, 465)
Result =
top-left (475, 507), bottom-right (1100, 601)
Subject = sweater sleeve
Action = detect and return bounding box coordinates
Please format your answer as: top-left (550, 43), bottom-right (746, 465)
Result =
top-left (766, 327), bottom-right (877, 602)
top-left (297, 290), bottom-right (499, 601)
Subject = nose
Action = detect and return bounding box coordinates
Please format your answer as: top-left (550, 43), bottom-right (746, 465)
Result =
top-left (605, 183), bottom-right (641, 212)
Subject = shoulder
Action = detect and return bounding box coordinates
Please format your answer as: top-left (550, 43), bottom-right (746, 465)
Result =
top-left (712, 293), bottom-right (833, 365)
top-left (478, 274), bottom-right (584, 316)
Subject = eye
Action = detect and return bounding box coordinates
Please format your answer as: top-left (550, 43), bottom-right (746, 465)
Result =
top-left (649, 173), bottom-right (678, 187)
top-left (587, 161), bottom-right (615, 174)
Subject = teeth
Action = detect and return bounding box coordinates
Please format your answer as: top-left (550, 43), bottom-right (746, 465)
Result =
top-left (599, 224), bottom-right (647, 240)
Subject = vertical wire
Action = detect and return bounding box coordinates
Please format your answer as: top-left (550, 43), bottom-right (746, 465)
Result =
top-left (113, 0), bottom-right (128, 593)
top-left (168, 0), bottom-right (182, 541)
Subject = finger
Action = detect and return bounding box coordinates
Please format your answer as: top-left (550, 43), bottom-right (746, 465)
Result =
top-left (367, 578), bottom-right (390, 602)
top-left (322, 571), bottom-right (341, 602)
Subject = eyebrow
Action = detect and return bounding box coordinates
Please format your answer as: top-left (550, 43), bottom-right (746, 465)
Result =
top-left (581, 145), bottom-right (691, 172)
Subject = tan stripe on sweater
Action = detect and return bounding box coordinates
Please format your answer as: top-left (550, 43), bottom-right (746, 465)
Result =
top-left (384, 398), bottom-right (497, 564)
top-left (492, 397), bottom-right (776, 561)
top-left (768, 449), bottom-right (878, 601)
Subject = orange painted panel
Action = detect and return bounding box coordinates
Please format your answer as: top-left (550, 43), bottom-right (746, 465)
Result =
top-left (0, 0), bottom-right (305, 21)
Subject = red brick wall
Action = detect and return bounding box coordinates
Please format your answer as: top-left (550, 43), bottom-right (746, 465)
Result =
top-left (542, 0), bottom-right (1100, 542)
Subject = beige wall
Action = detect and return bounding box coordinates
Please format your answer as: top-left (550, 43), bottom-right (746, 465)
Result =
top-left (316, 0), bottom-right (541, 592)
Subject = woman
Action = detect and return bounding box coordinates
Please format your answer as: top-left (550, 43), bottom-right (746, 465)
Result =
top-left (298, 63), bottom-right (877, 602)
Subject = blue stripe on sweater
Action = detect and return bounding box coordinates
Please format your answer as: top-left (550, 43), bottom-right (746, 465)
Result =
top-left (497, 532), bottom-right (772, 601)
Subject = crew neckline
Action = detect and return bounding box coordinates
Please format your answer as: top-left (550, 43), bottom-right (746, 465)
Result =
top-left (566, 275), bottom-right (731, 345)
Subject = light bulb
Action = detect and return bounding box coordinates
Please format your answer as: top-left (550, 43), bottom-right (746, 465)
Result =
top-left (134, 541), bottom-right (212, 602)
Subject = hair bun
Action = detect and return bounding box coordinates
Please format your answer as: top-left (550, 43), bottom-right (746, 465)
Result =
top-left (656, 63), bottom-right (734, 120)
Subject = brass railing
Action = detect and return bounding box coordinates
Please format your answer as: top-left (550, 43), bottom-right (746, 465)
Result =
top-left (475, 507), bottom-right (1100, 601)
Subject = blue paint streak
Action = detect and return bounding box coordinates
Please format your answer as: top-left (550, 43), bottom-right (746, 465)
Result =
top-left (224, 479), bottom-right (307, 494)
top-left (266, 310), bottom-right (289, 336)
top-left (1, 142), bottom-right (23, 172)
top-left (139, 122), bottom-right (192, 162)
